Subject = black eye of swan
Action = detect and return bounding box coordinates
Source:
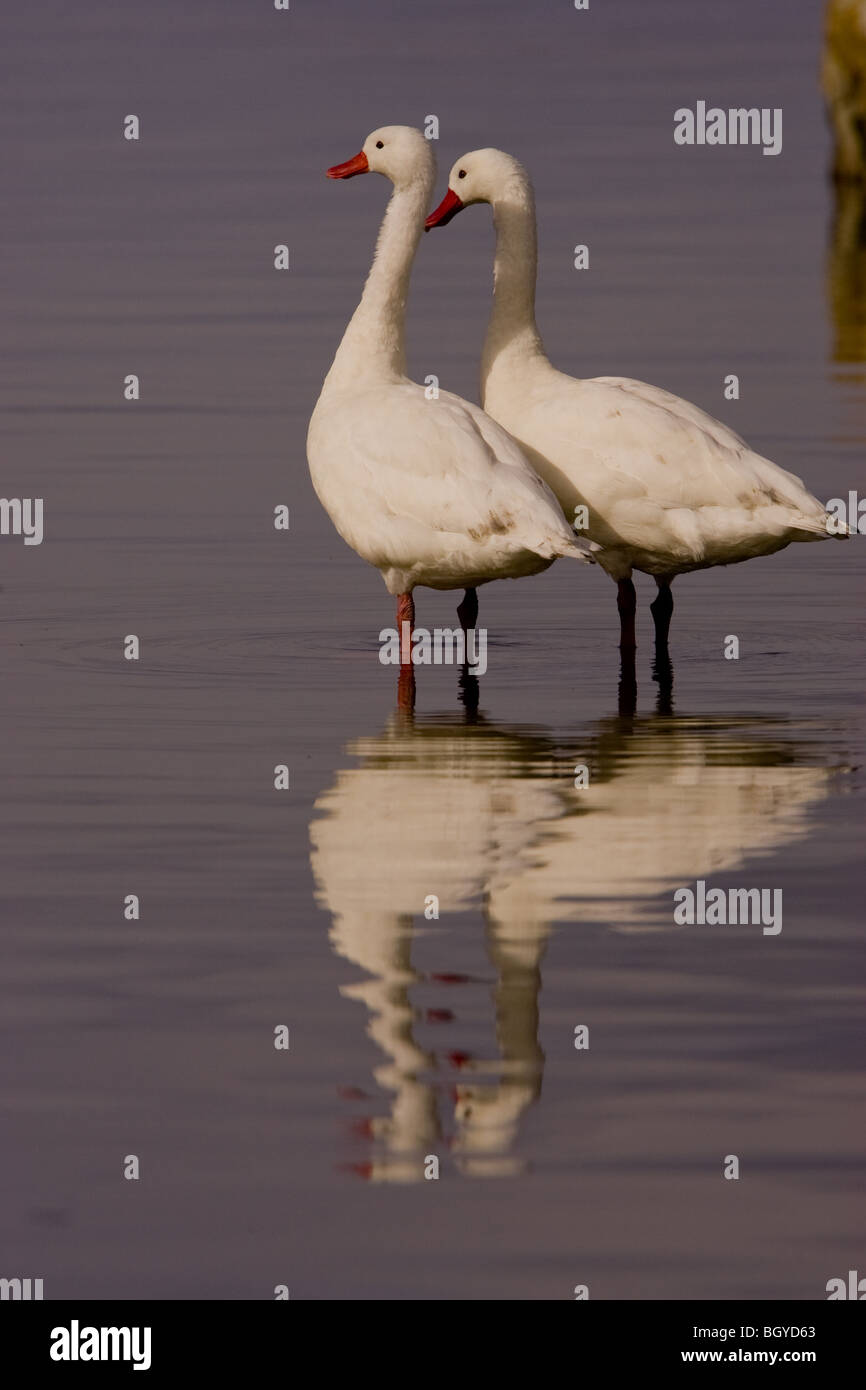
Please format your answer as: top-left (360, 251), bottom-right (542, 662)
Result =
top-left (458, 169), bottom-right (466, 179)
top-left (376, 141), bottom-right (384, 149)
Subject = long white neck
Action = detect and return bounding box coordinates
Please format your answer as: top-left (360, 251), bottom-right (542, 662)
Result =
top-left (323, 170), bottom-right (434, 391)
top-left (481, 180), bottom-right (550, 398)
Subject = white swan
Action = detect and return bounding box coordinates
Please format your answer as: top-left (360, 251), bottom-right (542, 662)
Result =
top-left (426, 149), bottom-right (845, 648)
top-left (307, 127), bottom-right (593, 662)
top-left (309, 711), bottom-right (839, 1180)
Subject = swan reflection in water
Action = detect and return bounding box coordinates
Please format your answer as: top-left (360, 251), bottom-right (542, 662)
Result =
top-left (310, 705), bottom-right (839, 1181)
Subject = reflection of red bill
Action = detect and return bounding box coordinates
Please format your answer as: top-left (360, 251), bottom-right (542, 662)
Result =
top-left (326, 151), bottom-right (369, 180)
top-left (425, 189), bottom-right (464, 230)
top-left (340, 1162), bottom-right (374, 1181)
top-left (337, 1085), bottom-right (369, 1101)
top-left (448, 1051), bottom-right (473, 1069)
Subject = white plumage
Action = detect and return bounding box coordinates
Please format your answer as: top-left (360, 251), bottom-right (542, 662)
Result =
top-left (307, 128), bottom-right (591, 625)
top-left (310, 382), bottom-right (587, 595)
top-left (427, 149), bottom-right (844, 642)
top-left (481, 366), bottom-right (833, 580)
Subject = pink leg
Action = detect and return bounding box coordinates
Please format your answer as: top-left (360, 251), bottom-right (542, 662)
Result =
top-left (396, 592), bottom-right (415, 665)
top-left (397, 665), bottom-right (416, 714)
top-left (396, 592), bottom-right (416, 713)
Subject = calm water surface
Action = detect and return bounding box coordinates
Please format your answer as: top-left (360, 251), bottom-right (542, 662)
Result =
top-left (1, 0), bottom-right (863, 1298)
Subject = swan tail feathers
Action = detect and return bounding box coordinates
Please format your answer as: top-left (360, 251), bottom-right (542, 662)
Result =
top-left (792, 509), bottom-right (850, 539)
top-left (544, 535), bottom-right (597, 564)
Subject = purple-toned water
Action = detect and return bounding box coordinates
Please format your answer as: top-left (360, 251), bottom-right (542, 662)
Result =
top-left (1, 0), bottom-right (862, 1298)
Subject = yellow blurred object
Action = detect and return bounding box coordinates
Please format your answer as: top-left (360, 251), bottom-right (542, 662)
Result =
top-left (824, 0), bottom-right (866, 179)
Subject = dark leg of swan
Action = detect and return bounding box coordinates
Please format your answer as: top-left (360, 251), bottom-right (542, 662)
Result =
top-left (617, 578), bottom-right (637, 650)
top-left (396, 591), bottom-right (416, 714)
top-left (456, 591), bottom-right (480, 715)
top-left (457, 587), bottom-right (478, 633)
top-left (650, 575), bottom-right (674, 650)
top-left (652, 649), bottom-right (674, 716)
top-left (458, 666), bottom-right (480, 716)
top-left (618, 647), bottom-right (637, 717)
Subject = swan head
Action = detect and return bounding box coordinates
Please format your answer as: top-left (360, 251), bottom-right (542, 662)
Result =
top-left (327, 125), bottom-right (435, 189)
top-left (425, 149), bottom-right (531, 230)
